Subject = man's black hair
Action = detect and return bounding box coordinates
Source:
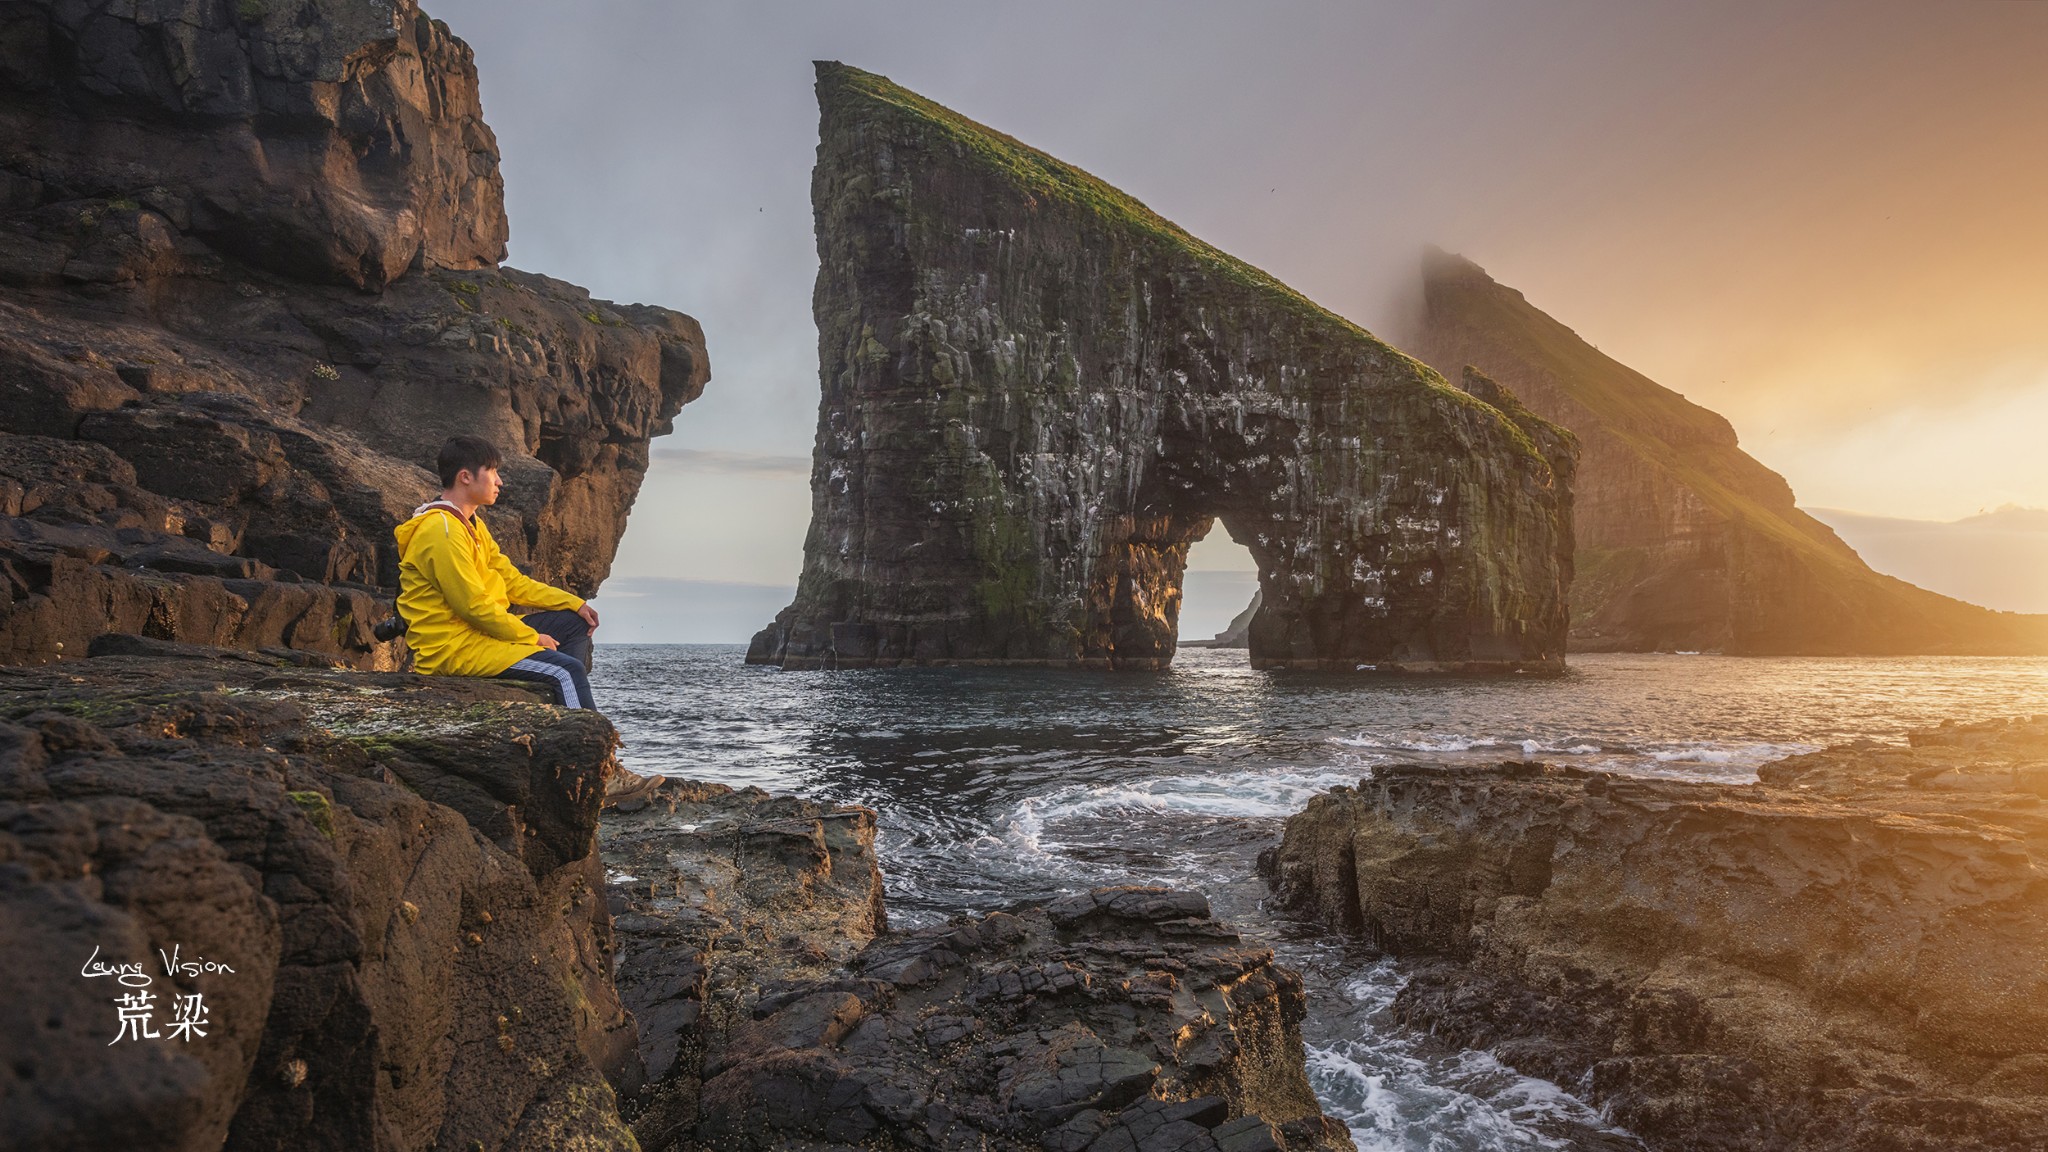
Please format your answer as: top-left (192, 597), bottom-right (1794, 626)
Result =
top-left (437, 435), bottom-right (504, 489)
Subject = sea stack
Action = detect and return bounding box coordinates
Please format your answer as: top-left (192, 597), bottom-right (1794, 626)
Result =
top-left (749, 63), bottom-right (1576, 672)
top-left (1405, 248), bottom-right (2048, 654)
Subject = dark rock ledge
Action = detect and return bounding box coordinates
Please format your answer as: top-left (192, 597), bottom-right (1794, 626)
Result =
top-left (1, 642), bottom-right (1349, 1151)
top-left (1262, 718), bottom-right (2048, 1152)
top-left (0, 640), bottom-right (635, 1152)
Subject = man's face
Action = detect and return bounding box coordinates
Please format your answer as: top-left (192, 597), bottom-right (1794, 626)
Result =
top-left (457, 465), bottom-right (503, 505)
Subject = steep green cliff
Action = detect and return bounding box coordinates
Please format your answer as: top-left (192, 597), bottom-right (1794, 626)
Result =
top-left (750, 64), bottom-right (1575, 671)
top-left (1406, 250), bottom-right (2048, 654)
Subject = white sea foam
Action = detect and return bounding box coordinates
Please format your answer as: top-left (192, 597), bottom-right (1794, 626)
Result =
top-left (1307, 1038), bottom-right (1585, 1151)
top-left (1302, 961), bottom-right (1632, 1150)
top-left (1017, 766), bottom-right (1365, 824)
top-left (971, 766), bottom-right (1369, 883)
top-left (1326, 730), bottom-right (1819, 784)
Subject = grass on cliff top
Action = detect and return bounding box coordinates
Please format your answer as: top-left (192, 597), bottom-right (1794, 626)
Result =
top-left (819, 62), bottom-right (1530, 444)
top-left (824, 65), bottom-right (1303, 306)
top-left (1430, 269), bottom-right (1847, 559)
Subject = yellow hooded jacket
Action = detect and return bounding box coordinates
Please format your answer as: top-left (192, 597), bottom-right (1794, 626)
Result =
top-left (393, 502), bottom-right (585, 677)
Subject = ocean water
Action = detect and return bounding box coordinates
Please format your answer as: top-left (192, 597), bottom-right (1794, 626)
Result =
top-left (592, 646), bottom-right (2048, 1150)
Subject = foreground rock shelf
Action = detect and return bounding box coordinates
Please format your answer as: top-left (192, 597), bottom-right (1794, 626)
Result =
top-left (1, 645), bottom-right (1347, 1151)
top-left (1264, 717), bottom-right (2048, 1151)
top-left (604, 778), bottom-right (1350, 1152)
top-left (0, 642), bottom-right (636, 1151)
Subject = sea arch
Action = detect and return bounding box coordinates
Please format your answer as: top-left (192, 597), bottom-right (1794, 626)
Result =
top-left (745, 63), bottom-right (1574, 672)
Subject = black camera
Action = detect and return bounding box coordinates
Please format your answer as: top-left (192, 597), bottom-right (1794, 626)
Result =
top-left (372, 615), bottom-right (409, 643)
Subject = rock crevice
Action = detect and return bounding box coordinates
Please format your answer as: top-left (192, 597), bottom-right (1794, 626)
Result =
top-left (604, 778), bottom-right (1351, 1151)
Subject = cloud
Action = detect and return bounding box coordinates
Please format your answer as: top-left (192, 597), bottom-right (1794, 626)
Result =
top-left (1805, 505), bottom-right (2048, 614)
top-left (651, 448), bottom-right (811, 476)
top-left (587, 577), bottom-right (797, 643)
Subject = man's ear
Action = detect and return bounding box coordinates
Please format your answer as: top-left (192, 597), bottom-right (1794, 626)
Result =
top-left (455, 468), bottom-right (475, 489)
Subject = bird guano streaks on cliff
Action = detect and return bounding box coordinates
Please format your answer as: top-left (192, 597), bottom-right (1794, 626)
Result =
top-left (749, 63), bottom-right (1575, 673)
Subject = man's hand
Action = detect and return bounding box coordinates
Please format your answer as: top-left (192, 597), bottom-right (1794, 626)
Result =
top-left (577, 603), bottom-right (600, 631)
top-left (535, 634), bottom-right (560, 651)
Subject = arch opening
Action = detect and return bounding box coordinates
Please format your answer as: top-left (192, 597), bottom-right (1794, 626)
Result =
top-left (1176, 520), bottom-right (1260, 654)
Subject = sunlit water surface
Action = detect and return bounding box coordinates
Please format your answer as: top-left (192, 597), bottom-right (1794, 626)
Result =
top-left (592, 646), bottom-right (2048, 1150)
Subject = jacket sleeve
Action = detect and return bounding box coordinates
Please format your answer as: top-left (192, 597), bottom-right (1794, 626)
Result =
top-left (482, 529), bottom-right (586, 613)
top-left (412, 516), bottom-right (544, 644)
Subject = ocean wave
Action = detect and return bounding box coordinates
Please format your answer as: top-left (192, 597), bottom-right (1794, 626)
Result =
top-left (1333, 732), bottom-right (1613, 756)
top-left (1019, 767), bottom-right (1365, 823)
top-left (968, 766), bottom-right (1367, 881)
top-left (1306, 1039), bottom-right (1584, 1151)
top-left (1308, 961), bottom-right (1620, 1151)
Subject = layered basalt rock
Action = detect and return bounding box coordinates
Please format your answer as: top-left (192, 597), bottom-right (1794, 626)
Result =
top-left (1263, 717), bottom-right (2048, 1151)
top-left (0, 642), bottom-right (639, 1152)
top-left (604, 778), bottom-right (1350, 1151)
top-left (0, 0), bottom-right (505, 290)
top-left (1403, 249), bottom-right (2048, 654)
top-left (750, 63), bottom-right (1574, 672)
top-left (0, 0), bottom-right (709, 668)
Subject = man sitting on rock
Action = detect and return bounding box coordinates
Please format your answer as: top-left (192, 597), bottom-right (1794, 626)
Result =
top-left (393, 435), bottom-right (602, 708)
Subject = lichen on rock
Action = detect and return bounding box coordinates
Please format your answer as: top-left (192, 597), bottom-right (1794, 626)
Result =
top-left (750, 62), bottom-right (1573, 673)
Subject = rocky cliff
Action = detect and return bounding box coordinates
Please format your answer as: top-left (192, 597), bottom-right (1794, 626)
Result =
top-left (749, 63), bottom-right (1574, 672)
top-left (0, 0), bottom-right (708, 668)
top-left (1403, 249), bottom-right (2048, 654)
top-left (603, 777), bottom-right (1350, 1152)
top-left (0, 642), bottom-right (639, 1152)
top-left (1263, 719), bottom-right (2048, 1151)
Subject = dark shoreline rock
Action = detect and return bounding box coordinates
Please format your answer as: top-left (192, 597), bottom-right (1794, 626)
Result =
top-left (0, 643), bottom-right (637, 1151)
top-left (604, 776), bottom-right (1351, 1151)
top-left (751, 63), bottom-right (1574, 674)
top-left (1263, 718), bottom-right (2048, 1151)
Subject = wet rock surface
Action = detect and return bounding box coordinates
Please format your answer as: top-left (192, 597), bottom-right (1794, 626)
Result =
top-left (604, 778), bottom-right (1349, 1151)
top-left (0, 0), bottom-right (708, 668)
top-left (1264, 715), bottom-right (2048, 1151)
top-left (752, 63), bottom-right (1573, 673)
top-left (0, 643), bottom-right (637, 1151)
top-left (1404, 249), bottom-right (2048, 655)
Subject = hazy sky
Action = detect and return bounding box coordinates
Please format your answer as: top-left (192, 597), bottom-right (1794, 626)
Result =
top-left (432, 0), bottom-right (2048, 620)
